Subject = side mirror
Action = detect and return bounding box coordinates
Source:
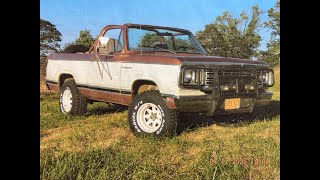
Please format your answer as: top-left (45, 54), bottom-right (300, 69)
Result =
top-left (91, 37), bottom-right (111, 61)
top-left (96, 37), bottom-right (110, 55)
top-left (98, 37), bottom-right (109, 47)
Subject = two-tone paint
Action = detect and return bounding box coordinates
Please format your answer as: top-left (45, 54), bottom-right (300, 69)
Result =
top-left (46, 23), bottom-right (271, 110)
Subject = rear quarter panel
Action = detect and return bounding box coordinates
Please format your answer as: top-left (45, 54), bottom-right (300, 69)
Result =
top-left (46, 54), bottom-right (91, 85)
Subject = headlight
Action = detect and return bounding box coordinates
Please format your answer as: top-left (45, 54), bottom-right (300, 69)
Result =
top-left (183, 69), bottom-right (192, 83)
top-left (258, 69), bottom-right (274, 87)
top-left (181, 68), bottom-right (205, 87)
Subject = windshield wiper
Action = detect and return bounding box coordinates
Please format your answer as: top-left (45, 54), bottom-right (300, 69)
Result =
top-left (150, 46), bottom-right (176, 54)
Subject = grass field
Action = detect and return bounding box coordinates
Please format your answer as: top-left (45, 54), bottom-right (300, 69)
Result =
top-left (40, 67), bottom-right (280, 179)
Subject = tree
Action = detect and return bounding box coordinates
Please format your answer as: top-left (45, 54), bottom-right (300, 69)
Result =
top-left (196, 5), bottom-right (263, 59)
top-left (74, 29), bottom-right (95, 49)
top-left (62, 29), bottom-right (95, 53)
top-left (138, 32), bottom-right (160, 47)
top-left (40, 19), bottom-right (62, 56)
top-left (265, 0), bottom-right (280, 41)
top-left (259, 0), bottom-right (280, 67)
top-left (61, 44), bottom-right (89, 53)
top-left (138, 32), bottom-right (192, 50)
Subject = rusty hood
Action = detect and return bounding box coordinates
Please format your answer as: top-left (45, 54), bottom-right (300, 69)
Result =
top-left (128, 53), bottom-right (269, 66)
top-left (178, 55), bottom-right (268, 66)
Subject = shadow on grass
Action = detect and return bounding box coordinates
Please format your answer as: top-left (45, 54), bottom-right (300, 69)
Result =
top-left (177, 100), bottom-right (280, 135)
top-left (84, 100), bottom-right (279, 135)
top-left (86, 105), bottom-right (128, 116)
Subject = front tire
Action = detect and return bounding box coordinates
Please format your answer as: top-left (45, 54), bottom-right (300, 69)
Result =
top-left (128, 90), bottom-right (178, 137)
top-left (59, 78), bottom-right (87, 115)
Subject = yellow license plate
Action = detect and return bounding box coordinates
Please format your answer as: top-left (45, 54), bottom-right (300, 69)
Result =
top-left (225, 98), bottom-right (241, 110)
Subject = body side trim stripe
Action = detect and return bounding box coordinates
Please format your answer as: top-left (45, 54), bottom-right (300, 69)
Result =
top-left (77, 84), bottom-right (131, 95)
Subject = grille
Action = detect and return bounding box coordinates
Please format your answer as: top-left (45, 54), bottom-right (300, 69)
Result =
top-left (205, 69), bottom-right (215, 85)
top-left (218, 71), bottom-right (254, 76)
top-left (218, 70), bottom-right (257, 95)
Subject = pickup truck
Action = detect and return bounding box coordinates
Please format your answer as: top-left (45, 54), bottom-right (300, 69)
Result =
top-left (46, 23), bottom-right (274, 137)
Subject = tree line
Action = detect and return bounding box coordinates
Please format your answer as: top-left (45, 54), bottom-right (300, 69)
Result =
top-left (40, 0), bottom-right (279, 67)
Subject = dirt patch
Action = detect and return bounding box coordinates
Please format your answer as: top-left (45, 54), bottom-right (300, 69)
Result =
top-left (40, 80), bottom-right (54, 95)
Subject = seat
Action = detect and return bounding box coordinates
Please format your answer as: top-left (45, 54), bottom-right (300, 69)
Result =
top-left (97, 37), bottom-right (119, 54)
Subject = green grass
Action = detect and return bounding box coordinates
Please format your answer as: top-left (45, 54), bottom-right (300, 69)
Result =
top-left (40, 68), bottom-right (280, 179)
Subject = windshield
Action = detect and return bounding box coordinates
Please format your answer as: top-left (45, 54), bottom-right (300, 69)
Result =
top-left (127, 27), bottom-right (207, 55)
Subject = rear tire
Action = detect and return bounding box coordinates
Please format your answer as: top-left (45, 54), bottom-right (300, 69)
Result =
top-left (128, 90), bottom-right (178, 137)
top-left (59, 78), bottom-right (87, 115)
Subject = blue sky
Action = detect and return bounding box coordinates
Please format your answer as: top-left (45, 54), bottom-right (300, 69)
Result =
top-left (40, 0), bottom-right (277, 50)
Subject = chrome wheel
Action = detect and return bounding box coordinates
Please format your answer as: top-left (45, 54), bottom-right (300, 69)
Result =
top-left (136, 103), bottom-right (163, 133)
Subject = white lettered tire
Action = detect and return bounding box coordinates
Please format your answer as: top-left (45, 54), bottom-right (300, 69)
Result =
top-left (59, 78), bottom-right (87, 115)
top-left (128, 90), bottom-right (178, 137)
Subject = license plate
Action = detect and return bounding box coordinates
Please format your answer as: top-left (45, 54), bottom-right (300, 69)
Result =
top-left (225, 98), bottom-right (241, 110)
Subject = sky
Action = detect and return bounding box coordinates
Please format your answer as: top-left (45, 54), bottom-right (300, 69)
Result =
top-left (40, 0), bottom-right (277, 50)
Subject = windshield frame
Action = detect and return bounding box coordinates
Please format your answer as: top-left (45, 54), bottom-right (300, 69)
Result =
top-left (126, 24), bottom-right (207, 55)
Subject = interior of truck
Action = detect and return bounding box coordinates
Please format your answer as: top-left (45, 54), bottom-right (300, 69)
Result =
top-left (97, 37), bottom-right (122, 54)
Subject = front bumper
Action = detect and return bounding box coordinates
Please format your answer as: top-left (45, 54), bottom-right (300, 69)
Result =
top-left (255, 92), bottom-right (273, 107)
top-left (171, 91), bottom-right (273, 116)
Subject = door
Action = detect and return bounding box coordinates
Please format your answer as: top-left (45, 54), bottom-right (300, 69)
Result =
top-left (87, 54), bottom-right (121, 90)
top-left (87, 28), bottom-right (124, 97)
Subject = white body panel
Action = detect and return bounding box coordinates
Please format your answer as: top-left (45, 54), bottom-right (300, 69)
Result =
top-left (120, 62), bottom-right (179, 94)
top-left (46, 58), bottom-right (207, 97)
top-left (87, 60), bottom-right (121, 90)
top-left (46, 60), bottom-right (90, 85)
top-left (120, 62), bottom-right (206, 96)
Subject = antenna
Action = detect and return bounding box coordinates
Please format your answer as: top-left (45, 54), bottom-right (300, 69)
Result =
top-left (140, 24), bottom-right (142, 55)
